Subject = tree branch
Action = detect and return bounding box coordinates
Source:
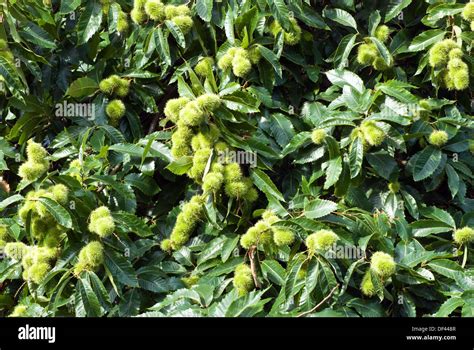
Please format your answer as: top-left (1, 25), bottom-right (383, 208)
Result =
top-left (249, 246), bottom-right (261, 289)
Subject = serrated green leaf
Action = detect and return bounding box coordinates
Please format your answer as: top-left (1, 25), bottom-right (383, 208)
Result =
top-left (0, 194), bottom-right (24, 211)
top-left (326, 69), bottom-right (364, 94)
top-left (323, 8), bottom-right (357, 31)
top-left (412, 146), bottom-right (442, 182)
top-left (385, 0), bottom-right (412, 23)
top-left (250, 168), bottom-right (285, 202)
top-left (407, 29), bottom-right (445, 52)
top-left (37, 197), bottom-right (73, 229)
top-left (76, 0), bottom-right (103, 45)
top-left (196, 0), bottom-right (213, 22)
top-left (284, 254), bottom-right (306, 299)
top-left (20, 22), bottom-right (56, 49)
top-left (261, 259), bottom-right (286, 286)
top-left (427, 259), bottom-right (463, 279)
top-left (433, 297), bottom-right (464, 317)
top-left (304, 198), bottom-right (338, 219)
top-left (155, 27), bottom-right (171, 66)
top-left (66, 77), bottom-right (98, 99)
top-left (267, 0), bottom-right (291, 31)
top-left (77, 275), bottom-right (103, 317)
top-left (104, 250), bottom-right (138, 287)
top-left (258, 45), bottom-right (283, 78)
top-left (113, 211), bottom-right (153, 237)
top-left (165, 20), bottom-right (186, 48)
top-left (349, 137), bottom-right (363, 178)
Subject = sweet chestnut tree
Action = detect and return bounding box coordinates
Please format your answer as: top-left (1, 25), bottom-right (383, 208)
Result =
top-left (0, 0), bottom-right (472, 317)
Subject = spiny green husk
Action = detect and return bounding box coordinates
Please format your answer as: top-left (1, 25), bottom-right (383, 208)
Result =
top-left (88, 206), bottom-right (115, 237)
top-left (18, 140), bottom-right (50, 182)
top-left (233, 264), bottom-right (254, 295)
top-left (370, 252), bottom-right (396, 279)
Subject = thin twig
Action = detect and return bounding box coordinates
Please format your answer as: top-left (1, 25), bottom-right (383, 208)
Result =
top-left (14, 282), bottom-right (26, 300)
top-left (147, 84), bottom-right (178, 134)
top-left (96, 164), bottom-right (122, 192)
top-left (297, 284), bottom-right (339, 318)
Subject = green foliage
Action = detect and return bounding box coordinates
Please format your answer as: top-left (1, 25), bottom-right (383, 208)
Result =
top-left (0, 0), bottom-right (472, 318)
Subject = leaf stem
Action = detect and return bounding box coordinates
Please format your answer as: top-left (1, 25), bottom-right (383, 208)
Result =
top-left (461, 245), bottom-right (468, 268)
top-left (297, 284), bottom-right (339, 318)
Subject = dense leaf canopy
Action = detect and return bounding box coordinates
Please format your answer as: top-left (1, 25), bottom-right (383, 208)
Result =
top-left (0, 0), bottom-right (473, 317)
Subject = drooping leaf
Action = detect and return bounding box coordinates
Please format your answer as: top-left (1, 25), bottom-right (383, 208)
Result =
top-left (76, 0), bottom-right (103, 45)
